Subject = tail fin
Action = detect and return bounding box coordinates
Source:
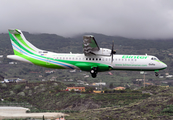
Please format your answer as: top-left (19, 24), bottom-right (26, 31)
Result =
top-left (8, 29), bottom-right (40, 55)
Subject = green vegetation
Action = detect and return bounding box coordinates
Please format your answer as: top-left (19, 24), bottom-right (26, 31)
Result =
top-left (161, 105), bottom-right (173, 116)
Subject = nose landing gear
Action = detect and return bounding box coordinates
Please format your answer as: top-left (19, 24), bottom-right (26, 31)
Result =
top-left (90, 67), bottom-right (98, 78)
top-left (154, 70), bottom-right (159, 77)
top-left (155, 72), bottom-right (159, 76)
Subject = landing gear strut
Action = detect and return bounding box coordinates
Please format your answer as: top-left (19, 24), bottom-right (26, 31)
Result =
top-left (90, 67), bottom-right (98, 78)
top-left (155, 72), bottom-right (159, 76)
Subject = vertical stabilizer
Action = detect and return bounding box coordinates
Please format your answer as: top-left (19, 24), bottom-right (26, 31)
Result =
top-left (8, 29), bottom-right (40, 55)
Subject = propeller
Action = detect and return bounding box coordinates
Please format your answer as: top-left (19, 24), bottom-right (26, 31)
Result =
top-left (111, 41), bottom-right (116, 63)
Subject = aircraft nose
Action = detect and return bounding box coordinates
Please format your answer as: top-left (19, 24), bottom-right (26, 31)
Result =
top-left (162, 63), bottom-right (167, 68)
top-left (164, 63), bottom-right (167, 68)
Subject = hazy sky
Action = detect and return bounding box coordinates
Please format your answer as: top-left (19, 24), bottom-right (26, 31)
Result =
top-left (1, 0), bottom-right (173, 39)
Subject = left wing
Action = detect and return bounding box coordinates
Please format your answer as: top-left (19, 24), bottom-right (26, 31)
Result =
top-left (83, 35), bottom-right (100, 55)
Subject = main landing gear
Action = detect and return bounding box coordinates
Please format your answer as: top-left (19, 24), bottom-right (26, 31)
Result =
top-left (90, 67), bottom-right (98, 78)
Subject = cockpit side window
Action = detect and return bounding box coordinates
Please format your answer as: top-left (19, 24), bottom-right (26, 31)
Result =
top-left (151, 57), bottom-right (158, 60)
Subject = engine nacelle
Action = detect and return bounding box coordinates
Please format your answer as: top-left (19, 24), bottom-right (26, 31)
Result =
top-left (92, 48), bottom-right (113, 56)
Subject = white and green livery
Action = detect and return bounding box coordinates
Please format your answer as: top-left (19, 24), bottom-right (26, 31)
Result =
top-left (7, 29), bottom-right (167, 78)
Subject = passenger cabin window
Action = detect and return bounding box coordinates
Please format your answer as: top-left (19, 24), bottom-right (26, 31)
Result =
top-left (99, 58), bottom-right (101, 61)
top-left (86, 58), bottom-right (88, 60)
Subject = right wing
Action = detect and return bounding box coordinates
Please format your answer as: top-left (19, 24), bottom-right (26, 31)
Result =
top-left (83, 35), bottom-right (100, 55)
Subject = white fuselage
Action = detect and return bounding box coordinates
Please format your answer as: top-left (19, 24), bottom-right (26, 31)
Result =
top-left (8, 51), bottom-right (167, 71)
top-left (44, 52), bottom-right (167, 71)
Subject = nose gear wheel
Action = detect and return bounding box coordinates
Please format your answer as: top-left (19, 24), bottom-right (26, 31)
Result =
top-left (155, 72), bottom-right (159, 76)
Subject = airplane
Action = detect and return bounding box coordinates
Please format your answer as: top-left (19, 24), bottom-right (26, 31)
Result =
top-left (7, 29), bottom-right (167, 78)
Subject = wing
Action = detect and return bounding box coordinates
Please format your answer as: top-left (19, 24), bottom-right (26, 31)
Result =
top-left (83, 35), bottom-right (100, 55)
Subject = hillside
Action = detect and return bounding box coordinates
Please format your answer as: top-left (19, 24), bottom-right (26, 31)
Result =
top-left (1, 82), bottom-right (173, 119)
top-left (67, 86), bottom-right (173, 120)
top-left (0, 82), bottom-right (149, 112)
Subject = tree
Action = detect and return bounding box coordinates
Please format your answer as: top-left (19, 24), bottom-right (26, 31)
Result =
top-left (70, 89), bottom-right (75, 93)
top-left (85, 87), bottom-right (94, 93)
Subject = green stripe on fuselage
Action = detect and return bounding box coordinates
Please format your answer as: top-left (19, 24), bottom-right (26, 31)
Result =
top-left (58, 60), bottom-right (111, 72)
top-left (155, 60), bottom-right (166, 65)
top-left (112, 67), bottom-right (166, 71)
top-left (14, 50), bottom-right (65, 69)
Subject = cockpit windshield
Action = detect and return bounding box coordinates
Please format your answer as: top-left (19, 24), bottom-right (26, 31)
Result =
top-left (151, 57), bottom-right (159, 60)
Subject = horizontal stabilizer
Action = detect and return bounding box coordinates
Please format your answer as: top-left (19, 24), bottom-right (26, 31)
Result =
top-left (8, 29), bottom-right (21, 34)
top-left (7, 55), bottom-right (32, 64)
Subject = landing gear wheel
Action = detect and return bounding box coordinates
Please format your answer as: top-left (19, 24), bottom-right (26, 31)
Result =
top-left (90, 67), bottom-right (98, 78)
top-left (90, 70), bottom-right (95, 74)
top-left (91, 73), bottom-right (97, 78)
top-left (155, 72), bottom-right (159, 76)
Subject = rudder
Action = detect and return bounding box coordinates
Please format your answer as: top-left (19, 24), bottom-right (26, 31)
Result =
top-left (8, 29), bottom-right (40, 55)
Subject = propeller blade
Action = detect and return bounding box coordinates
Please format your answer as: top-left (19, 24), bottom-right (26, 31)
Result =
top-left (111, 53), bottom-right (113, 63)
top-left (111, 41), bottom-right (114, 63)
top-left (112, 41), bottom-right (114, 53)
